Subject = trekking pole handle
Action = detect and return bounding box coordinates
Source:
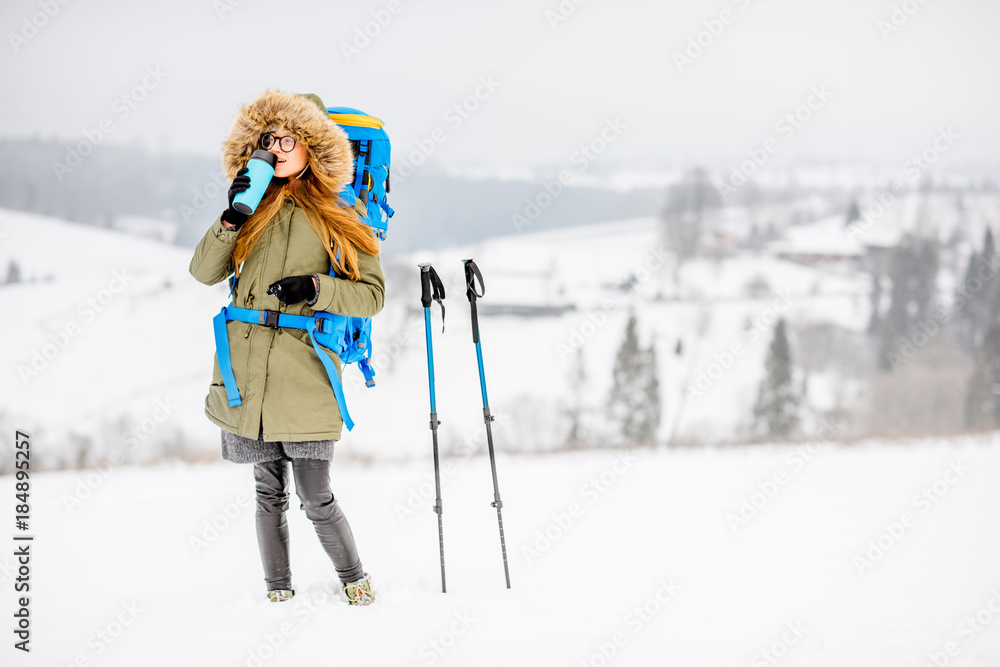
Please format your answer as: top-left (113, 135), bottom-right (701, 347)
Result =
top-left (419, 263), bottom-right (446, 332)
top-left (462, 259), bottom-right (485, 303)
top-left (419, 263), bottom-right (433, 307)
top-left (463, 259), bottom-right (485, 344)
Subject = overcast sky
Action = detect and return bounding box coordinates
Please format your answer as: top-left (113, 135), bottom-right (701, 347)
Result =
top-left (2, 0), bottom-right (998, 172)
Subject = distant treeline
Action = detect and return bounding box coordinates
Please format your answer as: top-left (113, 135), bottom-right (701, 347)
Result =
top-left (0, 138), bottom-right (668, 252)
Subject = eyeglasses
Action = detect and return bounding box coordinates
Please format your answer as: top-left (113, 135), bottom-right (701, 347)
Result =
top-left (260, 133), bottom-right (297, 152)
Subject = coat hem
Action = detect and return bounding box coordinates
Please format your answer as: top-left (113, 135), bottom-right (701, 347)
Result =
top-left (205, 409), bottom-right (238, 433)
top-left (262, 430), bottom-right (343, 442)
top-left (206, 410), bottom-right (341, 443)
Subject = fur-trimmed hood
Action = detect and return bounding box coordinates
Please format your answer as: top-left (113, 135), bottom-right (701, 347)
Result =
top-left (221, 90), bottom-right (354, 190)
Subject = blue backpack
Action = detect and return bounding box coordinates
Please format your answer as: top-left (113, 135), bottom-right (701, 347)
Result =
top-left (329, 106), bottom-right (393, 239)
top-left (213, 107), bottom-right (392, 432)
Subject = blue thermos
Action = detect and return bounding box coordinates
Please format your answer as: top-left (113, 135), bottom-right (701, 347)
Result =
top-left (232, 149), bottom-right (277, 215)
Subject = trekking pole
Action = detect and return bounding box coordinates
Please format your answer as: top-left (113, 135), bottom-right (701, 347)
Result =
top-left (419, 263), bottom-right (447, 593)
top-left (462, 259), bottom-right (511, 589)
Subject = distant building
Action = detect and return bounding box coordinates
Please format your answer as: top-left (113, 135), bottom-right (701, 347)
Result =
top-left (767, 217), bottom-right (864, 266)
top-left (766, 216), bottom-right (899, 268)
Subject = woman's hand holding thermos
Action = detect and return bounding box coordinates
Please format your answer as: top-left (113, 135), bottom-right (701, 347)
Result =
top-left (222, 167), bottom-right (252, 229)
top-left (222, 167), bottom-right (252, 230)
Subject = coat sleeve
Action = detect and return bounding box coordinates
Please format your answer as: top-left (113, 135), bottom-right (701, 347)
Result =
top-left (189, 216), bottom-right (239, 286)
top-left (312, 250), bottom-right (385, 318)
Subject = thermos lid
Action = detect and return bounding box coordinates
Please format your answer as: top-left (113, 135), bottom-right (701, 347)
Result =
top-left (250, 149), bottom-right (278, 168)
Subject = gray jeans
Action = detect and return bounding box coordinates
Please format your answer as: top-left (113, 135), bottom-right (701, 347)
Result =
top-left (253, 456), bottom-right (364, 591)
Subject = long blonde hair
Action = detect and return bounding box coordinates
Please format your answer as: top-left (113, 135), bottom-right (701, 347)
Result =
top-left (231, 153), bottom-right (379, 282)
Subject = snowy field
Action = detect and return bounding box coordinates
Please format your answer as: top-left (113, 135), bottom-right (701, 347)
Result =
top-left (3, 437), bottom-right (1000, 666)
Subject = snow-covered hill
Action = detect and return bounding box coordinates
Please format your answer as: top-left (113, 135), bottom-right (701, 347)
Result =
top-left (0, 208), bottom-right (882, 469)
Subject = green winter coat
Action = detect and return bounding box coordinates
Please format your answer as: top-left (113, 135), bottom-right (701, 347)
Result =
top-left (189, 199), bottom-right (385, 442)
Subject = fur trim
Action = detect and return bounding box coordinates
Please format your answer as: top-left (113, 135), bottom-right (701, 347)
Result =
top-left (221, 90), bottom-right (354, 190)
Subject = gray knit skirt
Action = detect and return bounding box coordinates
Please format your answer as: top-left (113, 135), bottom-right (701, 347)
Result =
top-left (220, 426), bottom-right (335, 464)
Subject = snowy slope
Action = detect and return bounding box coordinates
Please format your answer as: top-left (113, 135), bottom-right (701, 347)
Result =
top-left (3, 438), bottom-right (1000, 666)
top-left (0, 208), bottom-right (880, 470)
top-left (0, 210), bottom-right (231, 468)
top-left (404, 216), bottom-right (871, 445)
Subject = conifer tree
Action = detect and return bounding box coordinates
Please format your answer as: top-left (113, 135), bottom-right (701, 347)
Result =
top-left (845, 199), bottom-right (861, 226)
top-left (954, 249), bottom-right (982, 353)
top-left (565, 347), bottom-right (588, 448)
top-left (638, 341), bottom-right (662, 445)
top-left (868, 269), bottom-right (883, 335)
top-left (4, 260), bottom-right (20, 285)
top-left (983, 228), bottom-right (995, 264)
top-left (981, 228), bottom-right (1000, 340)
top-left (877, 235), bottom-right (939, 370)
top-left (753, 318), bottom-right (799, 439)
top-left (954, 228), bottom-right (999, 354)
top-left (965, 317), bottom-right (1000, 429)
top-left (608, 314), bottom-right (661, 445)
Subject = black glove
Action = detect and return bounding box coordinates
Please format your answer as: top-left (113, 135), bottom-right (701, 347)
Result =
top-left (221, 167), bottom-right (251, 230)
top-left (267, 275), bottom-right (316, 305)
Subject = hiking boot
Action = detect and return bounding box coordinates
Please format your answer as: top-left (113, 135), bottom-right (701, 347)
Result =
top-left (343, 573), bottom-right (374, 606)
top-left (267, 589), bottom-right (295, 602)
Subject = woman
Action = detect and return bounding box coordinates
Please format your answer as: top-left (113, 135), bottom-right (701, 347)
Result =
top-left (189, 90), bottom-right (384, 606)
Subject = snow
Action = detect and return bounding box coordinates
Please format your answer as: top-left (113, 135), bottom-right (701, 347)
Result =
top-left (0, 207), bottom-right (883, 461)
top-left (768, 216), bottom-right (865, 258)
top-left (4, 438), bottom-right (1000, 665)
top-left (4, 202), bottom-right (1000, 665)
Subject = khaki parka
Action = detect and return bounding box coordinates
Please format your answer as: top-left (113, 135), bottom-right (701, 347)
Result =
top-left (189, 90), bottom-right (384, 442)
